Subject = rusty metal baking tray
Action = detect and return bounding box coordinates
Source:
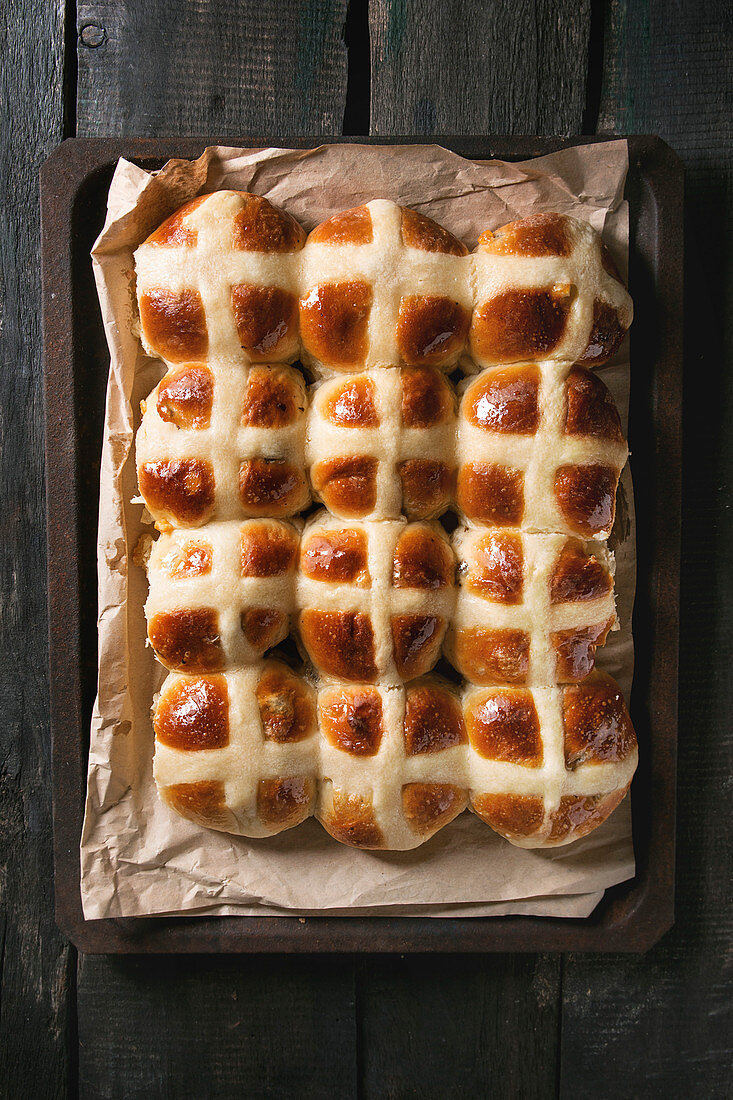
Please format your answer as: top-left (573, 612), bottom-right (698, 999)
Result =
top-left (40, 136), bottom-right (682, 953)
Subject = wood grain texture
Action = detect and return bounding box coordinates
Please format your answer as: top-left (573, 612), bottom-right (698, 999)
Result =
top-left (369, 0), bottom-right (592, 135)
top-left (358, 954), bottom-right (561, 1099)
top-left (561, 2), bottom-right (733, 1097)
top-left (77, 955), bottom-right (357, 1099)
top-left (359, 6), bottom-right (594, 1093)
top-left (74, 5), bottom-right (358, 1098)
top-left (76, 0), bottom-right (350, 137)
top-left (0, 0), bottom-right (73, 1096)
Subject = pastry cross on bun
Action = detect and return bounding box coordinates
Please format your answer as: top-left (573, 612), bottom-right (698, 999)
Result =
top-left (447, 526), bottom-right (616, 685)
top-left (316, 676), bottom-right (469, 849)
top-left (145, 519), bottom-right (300, 672)
top-left (151, 665), bottom-right (636, 850)
top-left (135, 192), bottom-right (637, 852)
top-left (299, 200), bottom-right (472, 373)
top-left (456, 361), bottom-right (629, 537)
top-left (306, 366), bottom-right (456, 520)
top-left (466, 671), bottom-right (637, 847)
top-left (470, 212), bottom-right (633, 368)
top-left (137, 362), bottom-right (309, 529)
top-left (154, 660), bottom-right (319, 837)
top-left (135, 191), bottom-right (305, 366)
top-left (296, 514), bottom-right (456, 683)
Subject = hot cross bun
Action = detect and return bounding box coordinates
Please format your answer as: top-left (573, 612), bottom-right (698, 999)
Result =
top-left (137, 362), bottom-right (309, 529)
top-left (469, 213), bottom-right (633, 368)
top-left (299, 200), bottom-right (471, 373)
top-left (465, 671), bottom-right (637, 847)
top-left (316, 676), bottom-right (468, 848)
top-left (296, 514), bottom-right (456, 683)
top-left (152, 665), bottom-right (636, 849)
top-left (153, 660), bottom-right (318, 837)
top-left (447, 527), bottom-right (616, 685)
top-left (145, 519), bottom-right (300, 671)
top-left (135, 191), bottom-right (305, 366)
top-left (306, 367), bottom-right (456, 519)
top-left (456, 362), bottom-right (628, 537)
top-left (136, 192), bottom-right (636, 852)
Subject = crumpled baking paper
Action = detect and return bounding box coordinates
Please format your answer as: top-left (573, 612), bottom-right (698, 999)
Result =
top-left (81, 140), bottom-right (636, 921)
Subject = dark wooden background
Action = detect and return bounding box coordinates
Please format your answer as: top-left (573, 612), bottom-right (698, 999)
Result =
top-left (2, 0), bottom-right (731, 1096)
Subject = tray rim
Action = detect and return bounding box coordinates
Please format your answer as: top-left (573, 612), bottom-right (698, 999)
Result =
top-left (40, 134), bottom-right (682, 954)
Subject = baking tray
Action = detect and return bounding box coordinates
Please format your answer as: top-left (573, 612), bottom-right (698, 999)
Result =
top-left (40, 135), bottom-right (682, 953)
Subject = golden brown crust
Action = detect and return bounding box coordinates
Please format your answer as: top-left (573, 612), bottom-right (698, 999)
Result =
top-left (256, 663), bottom-right (316, 743)
top-left (240, 521), bottom-right (298, 578)
top-left (554, 464), bottom-right (618, 537)
top-left (231, 193), bottom-right (305, 252)
top-left (149, 608), bottom-right (224, 672)
top-left (392, 527), bottom-right (453, 589)
top-left (308, 205), bottom-right (373, 245)
top-left (402, 782), bottom-right (467, 834)
top-left (547, 791), bottom-right (626, 841)
top-left (470, 286), bottom-right (572, 363)
top-left (146, 195), bottom-right (208, 247)
top-left (396, 295), bottom-right (469, 366)
top-left (466, 364), bottom-right (540, 434)
top-left (457, 463), bottom-right (525, 526)
top-left (391, 614), bottom-right (443, 679)
top-left (452, 627), bottom-right (530, 685)
top-left (322, 790), bottom-right (385, 848)
top-left (562, 672), bottom-right (636, 767)
top-left (576, 300), bottom-right (627, 365)
top-left (241, 365), bottom-right (304, 428)
top-left (157, 366), bottom-right (214, 429)
top-left (549, 539), bottom-right (613, 604)
top-left (299, 280), bottom-right (372, 368)
top-left (311, 455), bottom-right (378, 516)
top-left (465, 531), bottom-right (524, 603)
top-left (478, 213), bottom-right (573, 257)
top-left (600, 241), bottom-right (622, 281)
top-left (320, 686), bottom-right (383, 756)
top-left (398, 460), bottom-right (454, 518)
top-left (140, 289), bottom-right (209, 363)
top-left (299, 609), bottom-right (378, 681)
top-left (300, 528), bottom-right (371, 586)
top-left (564, 366), bottom-right (625, 442)
top-left (231, 285), bottom-right (299, 361)
top-left (139, 459), bottom-right (216, 526)
top-left (472, 792), bottom-right (545, 838)
top-left (155, 676), bottom-right (229, 750)
top-left (164, 539), bottom-right (213, 578)
top-left (466, 689), bottom-right (543, 765)
top-left (161, 779), bottom-right (231, 829)
top-left (400, 207), bottom-right (468, 256)
top-left (551, 620), bottom-right (615, 682)
top-left (238, 459), bottom-right (306, 516)
top-left (400, 367), bottom-right (453, 428)
top-left (325, 377), bottom-right (379, 427)
top-left (240, 608), bottom-right (287, 652)
top-left (257, 777), bottom-right (314, 827)
top-left (403, 684), bottom-right (466, 754)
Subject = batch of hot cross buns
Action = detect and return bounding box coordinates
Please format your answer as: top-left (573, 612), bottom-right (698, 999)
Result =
top-left (134, 191), bottom-right (638, 851)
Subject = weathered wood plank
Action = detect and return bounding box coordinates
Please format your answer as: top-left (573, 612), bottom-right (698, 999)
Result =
top-left (369, 0), bottom-right (592, 135)
top-left (74, 5), bottom-right (358, 1097)
top-left (76, 0), bottom-right (350, 137)
top-left (361, 5), bottom-right (593, 1094)
top-left (0, 0), bottom-right (73, 1096)
top-left (77, 955), bottom-right (357, 1099)
top-left (359, 954), bottom-right (561, 1099)
top-left (561, 2), bottom-right (733, 1096)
